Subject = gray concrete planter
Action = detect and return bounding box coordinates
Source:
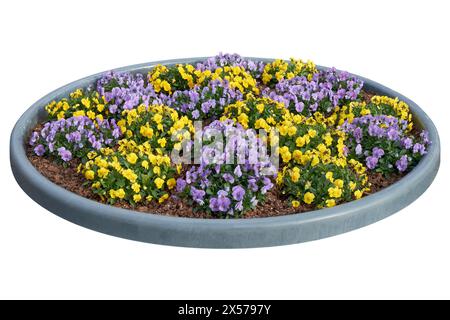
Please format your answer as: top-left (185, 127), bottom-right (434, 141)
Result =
top-left (10, 58), bottom-right (440, 248)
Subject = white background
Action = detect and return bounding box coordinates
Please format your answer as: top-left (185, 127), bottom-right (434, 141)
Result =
top-left (1, 0), bottom-right (449, 299)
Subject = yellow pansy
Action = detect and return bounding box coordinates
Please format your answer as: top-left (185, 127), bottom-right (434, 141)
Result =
top-left (115, 188), bottom-right (125, 199)
top-left (122, 169), bottom-right (137, 183)
top-left (334, 179), bottom-right (344, 188)
top-left (256, 103), bottom-right (264, 113)
top-left (308, 129), bottom-right (317, 138)
top-left (141, 160), bottom-right (149, 170)
top-left (84, 170), bottom-right (95, 180)
top-left (153, 113), bottom-right (163, 124)
top-left (126, 152), bottom-right (138, 164)
top-left (133, 194), bottom-right (142, 202)
top-left (296, 136), bottom-right (306, 147)
top-left (158, 193), bottom-right (169, 204)
top-left (326, 199), bottom-right (336, 207)
top-left (292, 200), bottom-right (300, 208)
top-left (328, 187), bottom-right (342, 198)
top-left (131, 183), bottom-right (141, 193)
top-left (290, 167), bottom-right (300, 183)
top-left (167, 178), bottom-right (176, 190)
top-left (158, 138), bottom-right (167, 148)
top-left (98, 167), bottom-right (109, 178)
top-left (303, 192), bottom-right (315, 204)
top-left (154, 177), bottom-right (165, 189)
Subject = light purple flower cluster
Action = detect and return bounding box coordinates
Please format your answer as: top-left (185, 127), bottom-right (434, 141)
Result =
top-left (341, 114), bottom-right (430, 173)
top-left (263, 68), bottom-right (363, 115)
top-left (96, 71), bottom-right (158, 114)
top-left (195, 53), bottom-right (266, 79)
top-left (176, 120), bottom-right (276, 216)
top-left (29, 116), bottom-right (122, 161)
top-left (159, 79), bottom-right (243, 120)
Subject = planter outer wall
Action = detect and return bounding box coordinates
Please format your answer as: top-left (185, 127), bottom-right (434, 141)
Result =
top-left (10, 58), bottom-right (441, 248)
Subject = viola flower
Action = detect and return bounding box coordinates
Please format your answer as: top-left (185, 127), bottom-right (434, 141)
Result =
top-left (176, 120), bottom-right (277, 217)
top-left (29, 116), bottom-right (121, 162)
top-left (340, 111), bottom-right (430, 174)
top-left (264, 68), bottom-right (363, 116)
top-left (160, 79), bottom-right (243, 120)
top-left (57, 147), bottom-right (72, 162)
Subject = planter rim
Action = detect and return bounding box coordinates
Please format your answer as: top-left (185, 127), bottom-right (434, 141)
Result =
top-left (10, 57), bottom-right (441, 248)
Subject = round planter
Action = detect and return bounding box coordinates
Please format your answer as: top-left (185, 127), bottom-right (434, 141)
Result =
top-left (10, 58), bottom-right (441, 248)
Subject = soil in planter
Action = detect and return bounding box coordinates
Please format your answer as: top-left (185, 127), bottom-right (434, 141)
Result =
top-left (25, 89), bottom-right (409, 219)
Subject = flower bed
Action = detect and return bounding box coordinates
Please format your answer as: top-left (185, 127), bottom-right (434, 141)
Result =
top-left (27, 53), bottom-right (431, 219)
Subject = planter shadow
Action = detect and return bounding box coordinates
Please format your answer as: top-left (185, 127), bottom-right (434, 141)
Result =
top-left (10, 58), bottom-right (441, 248)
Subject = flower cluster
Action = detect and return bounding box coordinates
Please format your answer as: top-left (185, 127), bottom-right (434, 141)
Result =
top-left (45, 89), bottom-right (107, 121)
top-left (340, 114), bottom-right (429, 174)
top-left (196, 53), bottom-right (266, 80)
top-left (262, 58), bottom-right (318, 87)
top-left (96, 71), bottom-right (158, 115)
top-left (160, 79), bottom-right (243, 120)
top-left (117, 104), bottom-right (194, 150)
top-left (30, 53), bottom-right (431, 216)
top-left (221, 96), bottom-right (288, 130)
top-left (29, 116), bottom-right (121, 162)
top-left (280, 160), bottom-right (369, 208)
top-left (176, 120), bottom-right (277, 215)
top-left (81, 143), bottom-right (178, 205)
top-left (264, 68), bottom-right (363, 116)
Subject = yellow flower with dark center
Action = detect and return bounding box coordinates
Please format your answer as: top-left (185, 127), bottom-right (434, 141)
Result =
top-left (292, 200), bottom-right (300, 208)
top-left (87, 151), bottom-right (97, 160)
top-left (303, 192), bottom-right (315, 204)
